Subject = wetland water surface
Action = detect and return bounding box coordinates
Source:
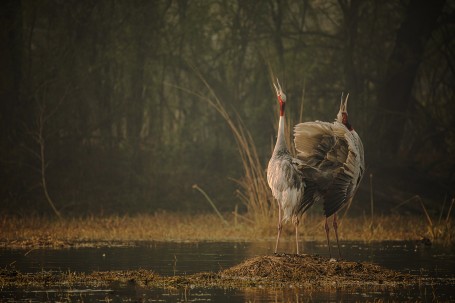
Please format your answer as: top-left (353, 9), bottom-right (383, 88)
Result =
top-left (1, 241), bottom-right (454, 302)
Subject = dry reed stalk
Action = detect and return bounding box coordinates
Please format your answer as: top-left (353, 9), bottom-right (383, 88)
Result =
top-left (370, 173), bottom-right (374, 226)
top-left (168, 70), bottom-right (275, 224)
top-left (446, 198), bottom-right (454, 223)
top-left (390, 195), bottom-right (421, 213)
top-left (419, 198), bottom-right (435, 239)
top-left (192, 184), bottom-right (228, 226)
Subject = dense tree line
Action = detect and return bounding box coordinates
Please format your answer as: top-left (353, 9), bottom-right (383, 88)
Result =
top-left (1, 0), bottom-right (453, 215)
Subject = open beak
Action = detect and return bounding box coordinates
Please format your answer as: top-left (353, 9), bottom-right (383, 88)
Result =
top-left (273, 78), bottom-right (286, 102)
top-left (340, 92), bottom-right (349, 112)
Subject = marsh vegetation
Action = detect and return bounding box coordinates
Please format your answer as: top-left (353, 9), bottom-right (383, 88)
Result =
top-left (1, 240), bottom-right (454, 301)
top-left (1, 212), bottom-right (453, 249)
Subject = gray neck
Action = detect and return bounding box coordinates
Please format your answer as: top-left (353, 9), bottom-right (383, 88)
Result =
top-left (273, 116), bottom-right (287, 153)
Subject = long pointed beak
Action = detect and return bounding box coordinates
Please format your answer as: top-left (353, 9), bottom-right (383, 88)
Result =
top-left (273, 78), bottom-right (282, 97)
top-left (340, 92), bottom-right (344, 111)
top-left (340, 92), bottom-right (349, 112)
top-left (344, 93), bottom-right (349, 111)
top-left (273, 82), bottom-right (279, 96)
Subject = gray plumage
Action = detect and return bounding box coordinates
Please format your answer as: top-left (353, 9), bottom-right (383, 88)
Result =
top-left (267, 81), bottom-right (364, 256)
top-left (267, 79), bottom-right (308, 255)
top-left (294, 120), bottom-right (364, 217)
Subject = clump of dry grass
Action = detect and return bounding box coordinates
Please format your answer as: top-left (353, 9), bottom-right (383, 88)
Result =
top-left (390, 196), bottom-right (454, 245)
top-left (419, 197), bottom-right (454, 245)
top-left (221, 254), bottom-right (413, 288)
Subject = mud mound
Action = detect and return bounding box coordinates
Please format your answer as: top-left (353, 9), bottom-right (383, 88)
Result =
top-left (1, 255), bottom-right (427, 290)
top-left (221, 254), bottom-right (413, 288)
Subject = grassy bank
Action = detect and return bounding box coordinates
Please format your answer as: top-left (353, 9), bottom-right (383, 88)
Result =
top-left (1, 212), bottom-right (452, 248)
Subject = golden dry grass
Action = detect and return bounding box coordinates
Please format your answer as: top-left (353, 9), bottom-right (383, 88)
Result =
top-left (0, 254), bottom-right (418, 290)
top-left (221, 254), bottom-right (414, 288)
top-left (1, 212), bottom-right (450, 248)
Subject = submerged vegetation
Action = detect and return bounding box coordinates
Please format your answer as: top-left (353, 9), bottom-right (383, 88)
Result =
top-left (1, 212), bottom-right (453, 249)
top-left (0, 254), bottom-right (438, 291)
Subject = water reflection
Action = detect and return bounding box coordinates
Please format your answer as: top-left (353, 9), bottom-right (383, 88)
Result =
top-left (1, 285), bottom-right (449, 302)
top-left (3, 241), bottom-right (454, 276)
top-left (1, 241), bottom-right (454, 302)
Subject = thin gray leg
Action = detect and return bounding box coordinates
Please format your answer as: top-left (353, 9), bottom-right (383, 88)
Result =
top-left (293, 216), bottom-right (300, 255)
top-left (275, 204), bottom-right (282, 254)
top-left (333, 213), bottom-right (341, 258)
top-left (325, 217), bottom-right (332, 258)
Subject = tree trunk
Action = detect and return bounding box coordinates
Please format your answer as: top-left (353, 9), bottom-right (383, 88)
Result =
top-left (376, 0), bottom-right (445, 155)
top-left (270, 0), bottom-right (285, 69)
top-left (339, 0), bottom-right (360, 98)
top-left (0, 0), bottom-right (22, 141)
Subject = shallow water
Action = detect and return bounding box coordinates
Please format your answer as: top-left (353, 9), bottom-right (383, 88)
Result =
top-left (1, 241), bottom-right (454, 302)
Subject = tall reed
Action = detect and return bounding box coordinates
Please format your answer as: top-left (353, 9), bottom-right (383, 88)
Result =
top-left (392, 195), bottom-right (454, 244)
top-left (171, 72), bottom-right (275, 223)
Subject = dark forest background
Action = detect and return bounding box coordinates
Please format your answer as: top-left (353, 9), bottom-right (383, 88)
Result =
top-left (1, 0), bottom-right (454, 216)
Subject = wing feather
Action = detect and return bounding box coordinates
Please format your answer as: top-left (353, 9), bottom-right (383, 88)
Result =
top-left (294, 121), bottom-right (363, 217)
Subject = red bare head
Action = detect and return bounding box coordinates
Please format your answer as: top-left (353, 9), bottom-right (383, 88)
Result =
top-left (337, 92), bottom-right (353, 130)
top-left (273, 78), bottom-right (286, 116)
top-left (342, 112), bottom-right (348, 124)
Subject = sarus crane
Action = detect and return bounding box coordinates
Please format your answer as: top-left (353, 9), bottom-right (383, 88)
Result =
top-left (267, 79), bottom-right (364, 257)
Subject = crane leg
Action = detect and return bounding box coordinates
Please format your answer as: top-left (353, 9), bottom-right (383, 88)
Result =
top-left (275, 204), bottom-right (283, 254)
top-left (333, 213), bottom-right (342, 258)
top-left (293, 216), bottom-right (300, 255)
top-left (325, 217), bottom-right (332, 258)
